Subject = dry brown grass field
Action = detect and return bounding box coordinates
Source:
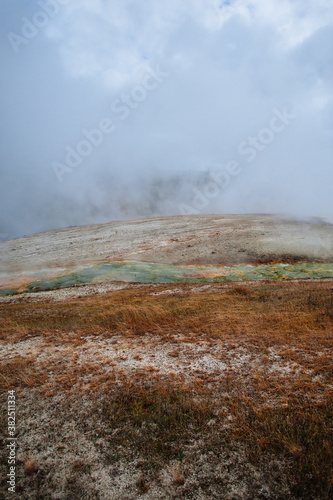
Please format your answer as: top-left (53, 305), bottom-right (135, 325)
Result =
top-left (0, 279), bottom-right (332, 499)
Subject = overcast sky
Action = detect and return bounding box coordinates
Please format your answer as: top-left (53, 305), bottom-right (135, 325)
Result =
top-left (0, 0), bottom-right (332, 240)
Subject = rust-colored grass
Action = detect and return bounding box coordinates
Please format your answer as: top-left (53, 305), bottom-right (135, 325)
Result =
top-left (0, 279), bottom-right (332, 498)
top-left (1, 280), bottom-right (332, 344)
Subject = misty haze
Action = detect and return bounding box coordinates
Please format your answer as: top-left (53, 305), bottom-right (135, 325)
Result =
top-left (0, 0), bottom-right (333, 240)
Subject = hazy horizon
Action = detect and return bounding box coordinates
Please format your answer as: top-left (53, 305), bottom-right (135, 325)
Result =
top-left (1, 0), bottom-right (333, 241)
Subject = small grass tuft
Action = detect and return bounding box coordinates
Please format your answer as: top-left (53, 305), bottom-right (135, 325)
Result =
top-left (170, 462), bottom-right (185, 485)
top-left (23, 456), bottom-right (38, 475)
top-left (136, 477), bottom-right (149, 494)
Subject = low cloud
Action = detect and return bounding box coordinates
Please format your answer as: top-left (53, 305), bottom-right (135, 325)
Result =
top-left (0, 0), bottom-right (332, 240)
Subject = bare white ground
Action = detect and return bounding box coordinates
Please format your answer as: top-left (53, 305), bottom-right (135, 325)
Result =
top-left (1, 331), bottom-right (326, 499)
top-left (1, 214), bottom-right (333, 276)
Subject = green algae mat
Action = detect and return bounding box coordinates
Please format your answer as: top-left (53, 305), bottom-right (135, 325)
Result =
top-left (1, 261), bottom-right (333, 295)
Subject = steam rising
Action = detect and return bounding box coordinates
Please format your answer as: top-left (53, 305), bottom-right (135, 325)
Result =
top-left (1, 0), bottom-right (332, 240)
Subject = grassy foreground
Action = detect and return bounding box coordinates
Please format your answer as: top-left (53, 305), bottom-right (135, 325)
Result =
top-left (0, 279), bottom-right (332, 499)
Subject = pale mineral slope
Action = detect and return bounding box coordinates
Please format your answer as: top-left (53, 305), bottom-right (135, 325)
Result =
top-left (1, 214), bottom-right (332, 275)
